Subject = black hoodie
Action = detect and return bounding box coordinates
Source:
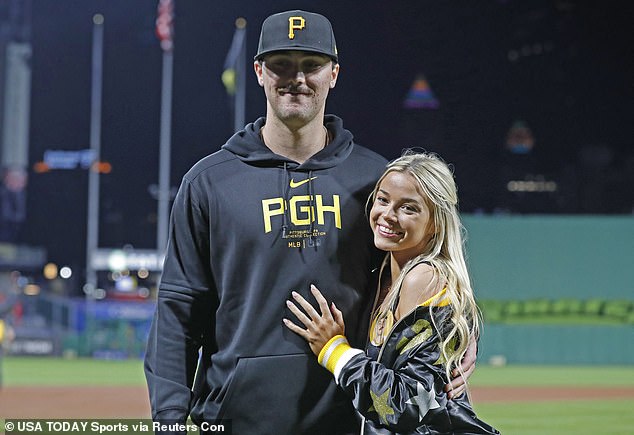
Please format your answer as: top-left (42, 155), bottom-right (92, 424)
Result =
top-left (144, 115), bottom-right (388, 434)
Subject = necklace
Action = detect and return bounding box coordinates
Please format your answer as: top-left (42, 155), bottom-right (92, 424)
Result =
top-left (370, 309), bottom-right (394, 347)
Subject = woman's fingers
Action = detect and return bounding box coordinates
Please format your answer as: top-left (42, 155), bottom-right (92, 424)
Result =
top-left (286, 287), bottom-right (343, 340)
top-left (311, 285), bottom-right (334, 320)
top-left (286, 298), bottom-right (313, 328)
top-left (331, 302), bottom-right (345, 332)
top-left (283, 318), bottom-right (309, 340)
top-left (290, 291), bottom-right (321, 321)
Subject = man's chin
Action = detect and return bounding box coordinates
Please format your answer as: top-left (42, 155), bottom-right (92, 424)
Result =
top-left (277, 110), bottom-right (312, 124)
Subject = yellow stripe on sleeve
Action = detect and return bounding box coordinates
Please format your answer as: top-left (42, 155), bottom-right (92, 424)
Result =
top-left (317, 334), bottom-right (364, 384)
top-left (318, 335), bottom-right (347, 367)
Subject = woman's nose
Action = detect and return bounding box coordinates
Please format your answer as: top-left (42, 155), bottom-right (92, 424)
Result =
top-left (382, 208), bottom-right (397, 221)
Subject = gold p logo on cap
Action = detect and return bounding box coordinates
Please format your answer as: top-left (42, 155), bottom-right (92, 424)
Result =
top-left (288, 16), bottom-right (305, 39)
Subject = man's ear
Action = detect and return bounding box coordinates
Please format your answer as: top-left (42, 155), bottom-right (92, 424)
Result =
top-left (330, 63), bottom-right (340, 89)
top-left (254, 61), bottom-right (264, 86)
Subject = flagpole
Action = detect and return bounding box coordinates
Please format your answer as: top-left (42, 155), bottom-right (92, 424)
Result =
top-left (234, 17), bottom-right (246, 132)
top-left (156, 48), bottom-right (173, 255)
top-left (156, 0), bottom-right (174, 255)
top-left (85, 13), bottom-right (104, 292)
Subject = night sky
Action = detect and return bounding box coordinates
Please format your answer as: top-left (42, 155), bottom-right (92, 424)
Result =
top-left (19, 0), bottom-right (634, 273)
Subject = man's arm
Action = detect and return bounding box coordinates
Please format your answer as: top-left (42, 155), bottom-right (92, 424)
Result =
top-left (144, 178), bottom-right (215, 429)
top-left (144, 290), bottom-right (207, 423)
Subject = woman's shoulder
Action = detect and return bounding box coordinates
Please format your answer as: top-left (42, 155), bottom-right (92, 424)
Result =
top-left (397, 263), bottom-right (443, 318)
top-left (402, 262), bottom-right (437, 293)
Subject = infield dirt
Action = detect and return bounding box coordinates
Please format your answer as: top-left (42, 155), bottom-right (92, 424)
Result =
top-left (2, 385), bottom-right (633, 418)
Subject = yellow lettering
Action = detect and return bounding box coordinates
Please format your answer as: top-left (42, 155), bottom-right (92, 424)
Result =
top-left (316, 194), bottom-right (341, 229)
top-left (289, 195), bottom-right (314, 226)
top-left (288, 16), bottom-right (305, 39)
top-left (262, 194), bottom-right (342, 233)
top-left (262, 198), bottom-right (285, 233)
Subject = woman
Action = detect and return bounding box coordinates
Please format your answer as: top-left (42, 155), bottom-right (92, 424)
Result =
top-left (284, 151), bottom-right (499, 434)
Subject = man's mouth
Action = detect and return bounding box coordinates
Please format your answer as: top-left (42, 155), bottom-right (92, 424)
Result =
top-left (279, 88), bottom-right (310, 96)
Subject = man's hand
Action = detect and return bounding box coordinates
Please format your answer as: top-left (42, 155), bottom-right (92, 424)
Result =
top-left (445, 338), bottom-right (477, 398)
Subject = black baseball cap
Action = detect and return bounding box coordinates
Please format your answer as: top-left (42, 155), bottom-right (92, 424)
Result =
top-left (255, 10), bottom-right (338, 62)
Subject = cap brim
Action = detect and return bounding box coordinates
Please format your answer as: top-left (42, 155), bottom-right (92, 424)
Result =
top-left (254, 46), bottom-right (338, 62)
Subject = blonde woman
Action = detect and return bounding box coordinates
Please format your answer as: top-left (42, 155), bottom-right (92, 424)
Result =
top-left (285, 152), bottom-right (498, 434)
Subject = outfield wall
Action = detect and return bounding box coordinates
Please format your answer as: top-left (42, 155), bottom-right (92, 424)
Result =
top-left (478, 324), bottom-right (633, 364)
top-left (463, 215), bottom-right (634, 364)
top-left (463, 215), bottom-right (634, 300)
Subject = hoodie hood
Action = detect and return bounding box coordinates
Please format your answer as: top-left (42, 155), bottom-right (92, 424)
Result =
top-left (222, 114), bottom-right (355, 170)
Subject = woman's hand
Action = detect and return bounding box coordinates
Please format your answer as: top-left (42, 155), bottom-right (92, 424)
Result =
top-left (283, 284), bottom-right (345, 356)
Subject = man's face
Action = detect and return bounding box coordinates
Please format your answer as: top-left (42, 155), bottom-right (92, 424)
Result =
top-left (254, 51), bottom-right (339, 127)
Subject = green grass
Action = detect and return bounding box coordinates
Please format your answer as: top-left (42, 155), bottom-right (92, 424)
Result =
top-left (2, 358), bottom-right (633, 434)
top-left (0, 356), bottom-right (146, 386)
top-left (470, 364), bottom-right (634, 387)
top-left (468, 365), bottom-right (634, 434)
top-left (474, 400), bottom-right (634, 435)
top-left (8, 358), bottom-right (630, 388)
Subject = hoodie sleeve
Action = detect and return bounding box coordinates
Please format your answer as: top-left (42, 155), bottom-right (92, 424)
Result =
top-left (144, 177), bottom-right (216, 431)
top-left (318, 329), bottom-right (448, 432)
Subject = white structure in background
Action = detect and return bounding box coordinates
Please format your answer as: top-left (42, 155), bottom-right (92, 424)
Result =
top-left (1, 41), bottom-right (30, 170)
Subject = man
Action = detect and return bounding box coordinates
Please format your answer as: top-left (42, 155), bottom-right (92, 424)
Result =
top-left (144, 10), bottom-right (474, 434)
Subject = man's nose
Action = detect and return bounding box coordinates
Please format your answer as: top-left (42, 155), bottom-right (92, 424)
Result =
top-left (288, 68), bottom-right (306, 82)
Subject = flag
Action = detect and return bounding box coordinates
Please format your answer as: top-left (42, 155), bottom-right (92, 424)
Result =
top-left (156, 0), bottom-right (174, 52)
top-left (222, 18), bottom-right (247, 132)
top-left (403, 74), bottom-right (439, 109)
top-left (222, 18), bottom-right (247, 96)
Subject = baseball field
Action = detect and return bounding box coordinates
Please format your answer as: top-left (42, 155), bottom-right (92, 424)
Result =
top-left (1, 356), bottom-right (633, 434)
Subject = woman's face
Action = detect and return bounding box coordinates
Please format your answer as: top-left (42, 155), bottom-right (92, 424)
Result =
top-left (369, 171), bottom-right (434, 263)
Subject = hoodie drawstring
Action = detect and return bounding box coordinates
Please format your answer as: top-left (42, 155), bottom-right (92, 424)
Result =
top-left (308, 169), bottom-right (316, 248)
top-left (282, 162), bottom-right (290, 238)
top-left (282, 166), bottom-right (318, 249)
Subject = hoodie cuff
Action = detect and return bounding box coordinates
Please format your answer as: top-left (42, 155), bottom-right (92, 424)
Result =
top-left (317, 335), bottom-right (364, 384)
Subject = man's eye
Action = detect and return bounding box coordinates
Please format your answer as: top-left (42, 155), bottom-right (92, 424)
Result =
top-left (266, 59), bottom-right (288, 68)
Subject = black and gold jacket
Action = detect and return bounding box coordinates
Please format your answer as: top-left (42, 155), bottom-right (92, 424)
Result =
top-left (318, 290), bottom-right (499, 434)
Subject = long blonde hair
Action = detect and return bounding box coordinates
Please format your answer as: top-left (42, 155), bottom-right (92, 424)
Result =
top-left (369, 151), bottom-right (481, 381)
